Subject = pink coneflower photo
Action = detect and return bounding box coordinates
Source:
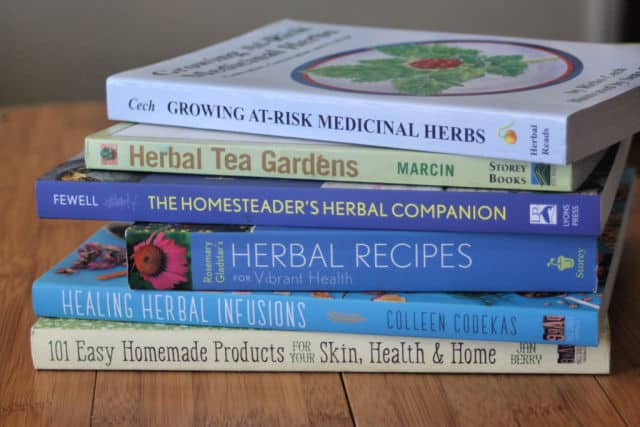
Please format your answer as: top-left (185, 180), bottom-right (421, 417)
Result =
top-left (130, 232), bottom-right (189, 289)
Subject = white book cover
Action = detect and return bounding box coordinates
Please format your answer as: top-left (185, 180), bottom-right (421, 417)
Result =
top-left (107, 19), bottom-right (640, 164)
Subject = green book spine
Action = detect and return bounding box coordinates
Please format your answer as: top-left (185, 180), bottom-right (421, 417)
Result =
top-left (85, 123), bottom-right (604, 191)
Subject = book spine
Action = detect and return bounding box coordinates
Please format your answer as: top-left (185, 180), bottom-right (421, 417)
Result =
top-left (84, 133), bottom-right (575, 191)
top-left (106, 81), bottom-right (570, 164)
top-left (31, 321), bottom-right (610, 373)
top-left (126, 226), bottom-right (597, 292)
top-left (35, 178), bottom-right (602, 235)
top-left (32, 280), bottom-right (600, 345)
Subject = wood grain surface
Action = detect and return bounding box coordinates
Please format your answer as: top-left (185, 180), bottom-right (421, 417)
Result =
top-left (0, 102), bottom-right (638, 427)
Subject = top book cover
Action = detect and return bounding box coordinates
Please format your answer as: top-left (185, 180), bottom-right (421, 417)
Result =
top-left (107, 20), bottom-right (640, 164)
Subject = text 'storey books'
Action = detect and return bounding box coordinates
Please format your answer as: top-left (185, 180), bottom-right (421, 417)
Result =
top-left (31, 171), bottom-right (634, 346)
top-left (35, 140), bottom-right (630, 236)
top-left (85, 123), bottom-right (605, 192)
top-left (124, 166), bottom-right (632, 292)
top-left (106, 20), bottom-right (640, 164)
top-left (31, 317), bottom-right (610, 374)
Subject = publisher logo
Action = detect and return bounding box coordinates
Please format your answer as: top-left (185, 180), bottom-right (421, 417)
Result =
top-left (529, 204), bottom-right (557, 225)
top-left (100, 144), bottom-right (118, 165)
top-left (557, 345), bottom-right (587, 364)
top-left (498, 121), bottom-right (517, 144)
top-left (546, 255), bottom-right (575, 271)
top-left (531, 164), bottom-right (551, 186)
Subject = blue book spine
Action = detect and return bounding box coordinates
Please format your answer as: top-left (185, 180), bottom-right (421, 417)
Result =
top-left (31, 227), bottom-right (605, 346)
top-left (32, 275), bottom-right (600, 346)
top-left (36, 160), bottom-right (602, 235)
top-left (126, 224), bottom-right (598, 292)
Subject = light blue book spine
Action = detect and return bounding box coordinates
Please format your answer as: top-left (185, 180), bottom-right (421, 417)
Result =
top-left (31, 277), bottom-right (600, 346)
top-left (31, 228), bottom-right (602, 345)
top-left (125, 224), bottom-right (598, 292)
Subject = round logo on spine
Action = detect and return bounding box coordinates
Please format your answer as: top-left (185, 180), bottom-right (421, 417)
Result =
top-left (292, 40), bottom-right (582, 96)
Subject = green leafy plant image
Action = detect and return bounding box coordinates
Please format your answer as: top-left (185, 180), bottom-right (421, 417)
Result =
top-left (308, 43), bottom-right (550, 95)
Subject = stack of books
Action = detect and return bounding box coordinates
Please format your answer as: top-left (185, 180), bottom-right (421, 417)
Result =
top-left (31, 20), bottom-right (640, 374)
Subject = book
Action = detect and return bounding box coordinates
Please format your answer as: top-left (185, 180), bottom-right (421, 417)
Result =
top-left (85, 123), bottom-right (606, 192)
top-left (106, 20), bottom-right (640, 164)
top-left (35, 140), bottom-right (630, 236)
top-left (31, 169), bottom-right (633, 345)
top-left (31, 317), bottom-right (610, 374)
top-left (125, 215), bottom-right (614, 292)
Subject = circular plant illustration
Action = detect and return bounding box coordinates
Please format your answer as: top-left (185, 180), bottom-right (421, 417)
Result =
top-left (292, 40), bottom-right (582, 96)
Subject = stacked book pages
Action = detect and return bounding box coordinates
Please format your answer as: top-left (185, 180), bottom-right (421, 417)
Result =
top-left (32, 20), bottom-right (640, 374)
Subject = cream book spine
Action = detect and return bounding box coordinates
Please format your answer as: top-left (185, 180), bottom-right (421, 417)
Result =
top-left (32, 318), bottom-right (610, 374)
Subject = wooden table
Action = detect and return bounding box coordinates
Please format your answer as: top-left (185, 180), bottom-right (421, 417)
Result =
top-left (1, 102), bottom-right (639, 426)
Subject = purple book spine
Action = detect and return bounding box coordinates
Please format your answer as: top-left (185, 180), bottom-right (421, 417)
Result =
top-left (35, 176), bottom-right (601, 234)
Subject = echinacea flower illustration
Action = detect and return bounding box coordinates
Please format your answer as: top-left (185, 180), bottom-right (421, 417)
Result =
top-left (131, 232), bottom-right (189, 289)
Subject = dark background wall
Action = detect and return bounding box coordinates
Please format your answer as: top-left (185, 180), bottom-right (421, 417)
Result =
top-left (0, 0), bottom-right (633, 105)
